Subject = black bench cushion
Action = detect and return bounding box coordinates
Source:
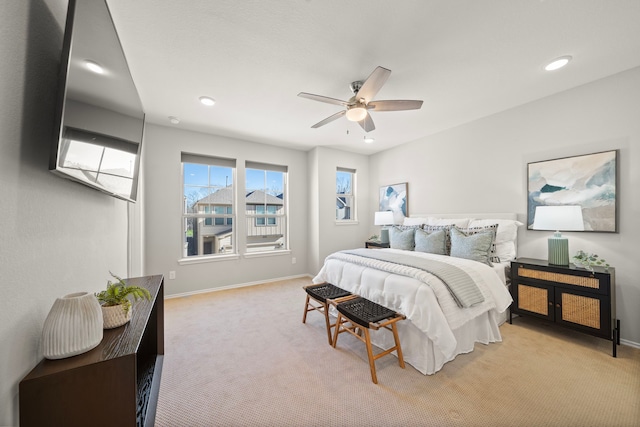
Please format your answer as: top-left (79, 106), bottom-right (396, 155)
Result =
top-left (305, 283), bottom-right (351, 304)
top-left (337, 297), bottom-right (396, 328)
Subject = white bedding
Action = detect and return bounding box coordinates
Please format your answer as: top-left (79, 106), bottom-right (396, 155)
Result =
top-left (312, 248), bottom-right (513, 374)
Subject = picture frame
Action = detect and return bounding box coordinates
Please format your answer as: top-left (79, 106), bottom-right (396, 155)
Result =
top-left (527, 150), bottom-right (618, 232)
top-left (379, 182), bottom-right (408, 225)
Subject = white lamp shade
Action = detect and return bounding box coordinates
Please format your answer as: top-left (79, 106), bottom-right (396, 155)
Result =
top-left (374, 211), bottom-right (394, 226)
top-left (345, 107), bottom-right (367, 122)
top-left (42, 292), bottom-right (103, 359)
top-left (532, 205), bottom-right (584, 231)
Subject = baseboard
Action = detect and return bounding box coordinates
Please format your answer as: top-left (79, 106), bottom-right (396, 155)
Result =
top-left (165, 273), bottom-right (313, 299)
top-left (620, 338), bottom-right (640, 349)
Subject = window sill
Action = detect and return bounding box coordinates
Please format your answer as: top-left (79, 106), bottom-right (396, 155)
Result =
top-left (335, 220), bottom-right (359, 226)
top-left (243, 249), bottom-right (291, 259)
top-left (178, 253), bottom-right (240, 265)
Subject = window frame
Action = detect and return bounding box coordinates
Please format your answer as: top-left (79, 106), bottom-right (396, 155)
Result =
top-left (336, 167), bottom-right (356, 222)
top-left (245, 162), bottom-right (288, 254)
top-left (181, 154), bottom-right (236, 259)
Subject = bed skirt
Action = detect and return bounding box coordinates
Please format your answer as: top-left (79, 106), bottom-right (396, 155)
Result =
top-left (365, 309), bottom-right (505, 375)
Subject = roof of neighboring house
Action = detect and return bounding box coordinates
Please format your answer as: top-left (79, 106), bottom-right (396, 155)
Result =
top-left (245, 190), bottom-right (283, 205)
top-left (195, 188), bottom-right (283, 206)
top-left (196, 187), bottom-right (233, 205)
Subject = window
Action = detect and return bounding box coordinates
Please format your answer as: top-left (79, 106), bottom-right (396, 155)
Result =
top-left (336, 167), bottom-right (356, 221)
top-left (182, 154), bottom-right (235, 257)
top-left (245, 162), bottom-right (287, 253)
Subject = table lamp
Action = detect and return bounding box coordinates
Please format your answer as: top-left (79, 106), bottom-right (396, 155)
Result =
top-left (374, 211), bottom-right (395, 244)
top-left (532, 205), bottom-right (584, 265)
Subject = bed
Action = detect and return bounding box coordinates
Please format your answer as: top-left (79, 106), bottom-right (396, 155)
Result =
top-left (312, 213), bottom-right (523, 375)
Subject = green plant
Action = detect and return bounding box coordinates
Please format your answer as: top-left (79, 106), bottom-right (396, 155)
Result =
top-left (95, 272), bottom-right (151, 315)
top-left (572, 250), bottom-right (610, 271)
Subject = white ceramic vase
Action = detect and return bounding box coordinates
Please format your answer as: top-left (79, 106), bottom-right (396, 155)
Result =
top-left (101, 304), bottom-right (132, 329)
top-left (42, 292), bottom-right (104, 360)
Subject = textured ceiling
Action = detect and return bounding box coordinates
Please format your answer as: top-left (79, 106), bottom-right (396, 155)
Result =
top-left (105, 0), bottom-right (640, 154)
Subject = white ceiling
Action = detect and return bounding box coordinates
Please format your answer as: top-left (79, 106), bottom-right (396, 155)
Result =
top-left (105, 0), bottom-right (640, 155)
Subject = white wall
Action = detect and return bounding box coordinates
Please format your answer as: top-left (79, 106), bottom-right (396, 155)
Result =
top-left (0, 1), bottom-right (132, 425)
top-left (307, 147), bottom-right (371, 274)
top-left (369, 67), bottom-right (640, 345)
top-left (142, 124), bottom-right (309, 295)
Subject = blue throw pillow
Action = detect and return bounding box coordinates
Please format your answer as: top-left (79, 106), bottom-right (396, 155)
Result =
top-left (414, 229), bottom-right (447, 255)
top-left (389, 226), bottom-right (415, 251)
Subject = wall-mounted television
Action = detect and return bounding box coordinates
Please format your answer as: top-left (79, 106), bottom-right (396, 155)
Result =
top-left (50, 0), bottom-right (144, 202)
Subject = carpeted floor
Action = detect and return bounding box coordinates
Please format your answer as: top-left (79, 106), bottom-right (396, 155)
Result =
top-left (155, 277), bottom-right (640, 427)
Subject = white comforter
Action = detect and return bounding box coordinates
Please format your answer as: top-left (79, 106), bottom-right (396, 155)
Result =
top-left (313, 249), bottom-right (512, 371)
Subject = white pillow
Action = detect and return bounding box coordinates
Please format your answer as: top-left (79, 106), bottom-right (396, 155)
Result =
top-left (468, 219), bottom-right (523, 262)
top-left (403, 217), bottom-right (428, 226)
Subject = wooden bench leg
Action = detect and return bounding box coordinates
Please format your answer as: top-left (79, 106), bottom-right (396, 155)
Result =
top-left (363, 328), bottom-right (378, 384)
top-left (332, 313), bottom-right (343, 348)
top-left (302, 294), bottom-right (311, 323)
top-left (322, 302), bottom-right (333, 346)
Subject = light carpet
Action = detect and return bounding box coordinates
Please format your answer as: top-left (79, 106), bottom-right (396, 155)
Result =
top-left (155, 277), bottom-right (640, 427)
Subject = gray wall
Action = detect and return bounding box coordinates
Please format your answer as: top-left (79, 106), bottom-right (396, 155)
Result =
top-left (142, 124), bottom-right (309, 296)
top-left (0, 0), bottom-right (132, 425)
top-left (369, 67), bottom-right (640, 345)
top-left (307, 146), bottom-right (371, 274)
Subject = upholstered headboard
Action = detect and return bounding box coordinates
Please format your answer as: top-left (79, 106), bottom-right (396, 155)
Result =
top-left (411, 213), bottom-right (518, 221)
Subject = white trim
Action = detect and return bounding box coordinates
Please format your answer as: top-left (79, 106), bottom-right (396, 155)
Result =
top-left (178, 253), bottom-right (240, 265)
top-left (243, 249), bottom-right (291, 259)
top-left (335, 220), bottom-right (359, 226)
top-left (165, 273), bottom-right (313, 299)
top-left (620, 338), bottom-right (640, 349)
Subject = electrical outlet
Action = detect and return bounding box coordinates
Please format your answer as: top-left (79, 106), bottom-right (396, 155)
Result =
top-left (169, 271), bottom-right (176, 280)
top-left (291, 257), bottom-right (297, 264)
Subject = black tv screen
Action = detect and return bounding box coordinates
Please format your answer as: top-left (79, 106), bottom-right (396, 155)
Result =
top-left (50, 0), bottom-right (144, 202)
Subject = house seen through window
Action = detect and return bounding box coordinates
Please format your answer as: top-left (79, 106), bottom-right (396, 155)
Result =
top-left (182, 154), bottom-right (235, 257)
top-left (246, 162), bottom-right (287, 252)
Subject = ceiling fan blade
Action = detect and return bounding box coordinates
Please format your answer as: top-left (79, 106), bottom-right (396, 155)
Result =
top-left (358, 112), bottom-right (375, 132)
top-left (311, 110), bottom-right (346, 128)
top-left (298, 92), bottom-right (349, 107)
top-left (367, 100), bottom-right (423, 111)
top-left (355, 66), bottom-right (391, 103)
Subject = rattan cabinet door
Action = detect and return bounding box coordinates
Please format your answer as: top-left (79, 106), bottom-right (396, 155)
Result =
top-left (555, 287), bottom-right (610, 338)
top-left (513, 281), bottom-right (554, 322)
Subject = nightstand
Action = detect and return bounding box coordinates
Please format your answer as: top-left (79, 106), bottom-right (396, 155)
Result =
top-left (365, 241), bottom-right (390, 249)
top-left (510, 257), bottom-right (619, 356)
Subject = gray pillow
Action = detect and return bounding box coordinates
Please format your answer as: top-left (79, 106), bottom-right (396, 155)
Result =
top-left (389, 226), bottom-right (415, 251)
top-left (422, 224), bottom-right (453, 254)
top-left (449, 227), bottom-right (496, 266)
top-left (414, 228), bottom-right (447, 255)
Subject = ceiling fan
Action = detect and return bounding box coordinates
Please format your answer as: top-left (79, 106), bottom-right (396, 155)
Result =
top-left (298, 66), bottom-right (423, 133)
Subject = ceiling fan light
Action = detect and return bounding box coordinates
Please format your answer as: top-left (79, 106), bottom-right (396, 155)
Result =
top-left (345, 107), bottom-right (367, 122)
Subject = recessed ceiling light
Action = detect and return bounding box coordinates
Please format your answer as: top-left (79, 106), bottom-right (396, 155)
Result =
top-left (168, 116), bottom-right (180, 124)
top-left (84, 60), bottom-right (104, 74)
top-left (544, 55), bottom-right (572, 71)
top-left (199, 96), bottom-right (216, 106)
top-left (364, 136), bottom-right (375, 143)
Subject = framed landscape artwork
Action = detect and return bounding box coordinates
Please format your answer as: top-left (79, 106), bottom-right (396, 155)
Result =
top-left (379, 182), bottom-right (408, 225)
top-left (527, 150), bottom-right (618, 232)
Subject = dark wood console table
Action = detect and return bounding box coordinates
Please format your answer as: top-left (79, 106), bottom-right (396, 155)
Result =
top-left (19, 275), bottom-right (164, 427)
